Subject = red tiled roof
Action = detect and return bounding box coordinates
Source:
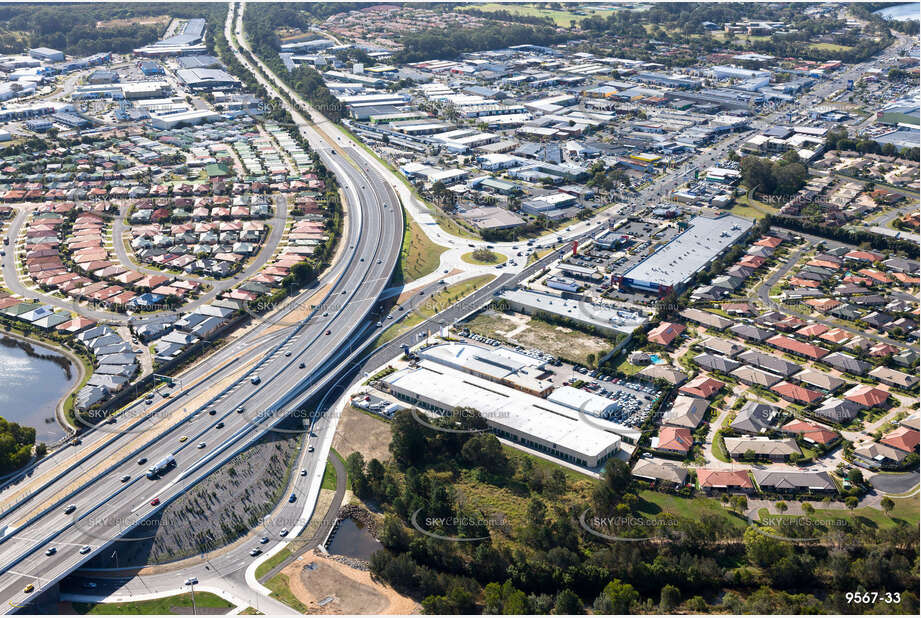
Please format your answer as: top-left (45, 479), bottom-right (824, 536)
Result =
top-left (771, 381), bottom-right (823, 404)
top-left (766, 334), bottom-right (829, 360)
top-left (880, 427), bottom-right (919, 453)
top-left (697, 468), bottom-right (753, 489)
top-left (648, 321), bottom-right (685, 346)
top-left (843, 384), bottom-right (889, 408)
top-left (796, 323), bottom-right (829, 338)
top-left (679, 375), bottom-right (725, 399)
top-left (658, 426), bottom-right (693, 453)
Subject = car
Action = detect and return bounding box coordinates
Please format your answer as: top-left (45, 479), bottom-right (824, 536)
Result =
top-left (280, 528), bottom-right (289, 537)
top-left (322, 312), bottom-right (328, 317)
top-left (45, 547), bottom-right (56, 556)
top-left (80, 546), bottom-right (91, 555)
top-left (308, 445), bottom-right (315, 452)
top-left (387, 314), bottom-right (393, 320)
top-left (342, 290), bottom-right (347, 295)
top-left (64, 505), bottom-right (76, 515)
top-left (377, 259), bottom-right (382, 264)
top-left (284, 351), bottom-right (291, 357)
top-left (250, 376), bottom-right (261, 385)
top-left (184, 577), bottom-right (198, 586)
top-left (197, 442), bottom-right (206, 449)
top-left (249, 548), bottom-right (262, 557)
top-left (326, 329), bottom-right (331, 335)
top-left (120, 475), bottom-right (130, 483)
top-left (300, 469), bottom-right (307, 476)
top-left (150, 498), bottom-right (160, 506)
top-left (260, 536), bottom-right (269, 544)
top-left (298, 362), bottom-right (305, 369)
top-left (236, 406), bottom-right (245, 414)
top-left (209, 409), bottom-right (217, 416)
top-left (288, 493), bottom-right (297, 503)
top-left (375, 321), bottom-right (382, 327)
top-left (360, 257), bottom-right (364, 262)
top-left (23, 585), bottom-right (34, 594)
top-left (137, 457), bottom-right (148, 465)
top-left (179, 436), bottom-right (188, 443)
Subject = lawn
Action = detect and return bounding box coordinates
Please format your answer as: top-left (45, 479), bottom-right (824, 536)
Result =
top-left (756, 494), bottom-right (918, 531)
top-left (637, 490), bottom-right (747, 531)
top-left (615, 354), bottom-right (644, 376)
top-left (455, 2), bottom-right (615, 27)
top-left (256, 546), bottom-right (293, 581)
top-left (266, 574), bottom-right (310, 614)
top-left (711, 434), bottom-right (731, 463)
top-left (374, 274), bottom-right (495, 346)
top-left (809, 42), bottom-right (855, 53)
top-left (731, 195), bottom-right (779, 220)
top-left (461, 250), bottom-right (506, 266)
top-left (71, 592), bottom-right (233, 615)
top-left (321, 459), bottom-right (337, 491)
top-left (396, 217), bottom-right (446, 284)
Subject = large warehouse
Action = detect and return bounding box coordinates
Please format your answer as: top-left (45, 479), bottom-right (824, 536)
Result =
top-left (381, 359), bottom-right (631, 468)
top-left (176, 68), bottom-right (241, 91)
top-left (615, 214), bottom-right (753, 295)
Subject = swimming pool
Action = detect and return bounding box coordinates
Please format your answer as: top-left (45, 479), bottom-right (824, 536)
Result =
top-left (649, 354), bottom-right (667, 365)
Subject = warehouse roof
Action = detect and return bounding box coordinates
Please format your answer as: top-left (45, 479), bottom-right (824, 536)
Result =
top-left (383, 361), bottom-right (637, 457)
top-left (621, 214), bottom-right (752, 288)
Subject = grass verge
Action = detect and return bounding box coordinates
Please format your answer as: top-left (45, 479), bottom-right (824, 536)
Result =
top-left (71, 592), bottom-right (233, 615)
top-left (396, 217), bottom-right (447, 284)
top-left (265, 574), bottom-right (310, 614)
top-left (373, 274), bottom-right (495, 346)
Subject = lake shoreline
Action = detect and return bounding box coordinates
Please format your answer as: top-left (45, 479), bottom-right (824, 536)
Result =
top-left (0, 331), bottom-right (84, 442)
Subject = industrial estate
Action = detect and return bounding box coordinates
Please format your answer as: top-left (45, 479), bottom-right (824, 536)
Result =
top-left (0, 1), bottom-right (917, 616)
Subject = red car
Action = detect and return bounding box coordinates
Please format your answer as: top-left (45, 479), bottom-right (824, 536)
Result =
top-left (150, 498), bottom-right (160, 506)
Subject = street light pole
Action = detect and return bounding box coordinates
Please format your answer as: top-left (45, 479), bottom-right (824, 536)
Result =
top-left (188, 582), bottom-right (197, 615)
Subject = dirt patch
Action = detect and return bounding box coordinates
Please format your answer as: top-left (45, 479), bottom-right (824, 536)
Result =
top-left (280, 550), bottom-right (418, 614)
top-left (96, 15), bottom-right (170, 29)
top-left (464, 309), bottom-right (613, 365)
top-left (332, 405), bottom-right (391, 463)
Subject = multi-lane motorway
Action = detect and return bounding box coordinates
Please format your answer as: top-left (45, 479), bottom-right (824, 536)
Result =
top-left (0, 11), bottom-right (404, 614)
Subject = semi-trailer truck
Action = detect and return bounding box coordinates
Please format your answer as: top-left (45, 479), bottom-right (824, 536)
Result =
top-left (146, 454), bottom-right (176, 479)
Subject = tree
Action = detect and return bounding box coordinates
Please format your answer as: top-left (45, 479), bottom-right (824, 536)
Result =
top-left (844, 496), bottom-right (859, 510)
top-left (802, 502), bottom-right (814, 515)
top-left (775, 501), bottom-right (788, 513)
top-left (744, 527), bottom-right (789, 567)
top-left (553, 589), bottom-right (584, 615)
top-left (592, 579), bottom-right (639, 614)
top-left (846, 468), bottom-right (864, 485)
top-left (460, 433), bottom-right (508, 475)
top-left (378, 515), bottom-right (410, 553)
top-left (730, 494), bottom-right (748, 514)
top-left (389, 409), bottom-right (427, 468)
top-left (881, 496), bottom-right (894, 515)
top-left (660, 584), bottom-right (681, 611)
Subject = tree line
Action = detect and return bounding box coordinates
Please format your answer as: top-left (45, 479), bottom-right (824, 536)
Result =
top-left (342, 406), bottom-right (918, 614)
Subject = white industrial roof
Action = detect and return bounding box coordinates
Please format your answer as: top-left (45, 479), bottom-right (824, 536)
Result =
top-left (383, 360), bottom-right (629, 458)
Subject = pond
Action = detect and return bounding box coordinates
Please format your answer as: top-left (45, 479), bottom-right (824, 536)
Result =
top-left (327, 517), bottom-right (383, 561)
top-left (0, 336), bottom-right (77, 443)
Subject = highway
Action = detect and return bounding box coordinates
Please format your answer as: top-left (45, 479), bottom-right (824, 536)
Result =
top-left (0, 10), bottom-right (404, 614)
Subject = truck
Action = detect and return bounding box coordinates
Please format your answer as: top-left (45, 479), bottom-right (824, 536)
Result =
top-left (146, 455), bottom-right (176, 479)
